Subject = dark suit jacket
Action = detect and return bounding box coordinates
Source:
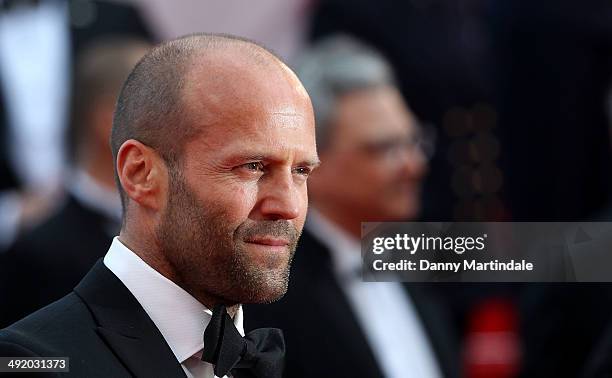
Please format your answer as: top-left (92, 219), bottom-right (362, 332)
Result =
top-left (582, 318), bottom-right (612, 378)
top-left (0, 260), bottom-right (187, 377)
top-left (520, 284), bottom-right (612, 378)
top-left (0, 194), bottom-right (118, 327)
top-left (245, 229), bottom-right (460, 378)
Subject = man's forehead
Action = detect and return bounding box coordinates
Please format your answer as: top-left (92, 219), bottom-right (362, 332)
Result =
top-left (184, 57), bottom-right (310, 123)
top-left (186, 48), bottom-right (287, 93)
top-left (269, 110), bottom-right (307, 129)
top-left (175, 46), bottom-right (315, 157)
top-left (201, 112), bottom-right (314, 146)
top-left (333, 87), bottom-right (415, 138)
top-left (183, 105), bottom-right (315, 159)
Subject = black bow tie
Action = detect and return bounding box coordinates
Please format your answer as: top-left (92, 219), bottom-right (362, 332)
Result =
top-left (202, 304), bottom-right (285, 378)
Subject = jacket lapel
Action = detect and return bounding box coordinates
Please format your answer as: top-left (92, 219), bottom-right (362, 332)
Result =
top-left (297, 230), bottom-right (384, 377)
top-left (74, 261), bottom-right (187, 378)
top-left (404, 283), bottom-right (461, 378)
top-left (301, 230), bottom-right (461, 377)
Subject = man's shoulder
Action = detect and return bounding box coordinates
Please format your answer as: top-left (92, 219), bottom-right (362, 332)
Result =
top-left (0, 292), bottom-right (95, 354)
top-left (1, 194), bottom-right (112, 287)
top-left (11, 195), bottom-right (108, 253)
top-left (0, 292), bottom-right (128, 376)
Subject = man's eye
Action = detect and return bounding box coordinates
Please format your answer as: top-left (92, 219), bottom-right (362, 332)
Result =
top-left (243, 162), bottom-right (265, 172)
top-left (293, 167), bottom-right (311, 176)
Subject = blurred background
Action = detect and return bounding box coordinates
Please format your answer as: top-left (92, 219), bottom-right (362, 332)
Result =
top-left (1, 0), bottom-right (612, 377)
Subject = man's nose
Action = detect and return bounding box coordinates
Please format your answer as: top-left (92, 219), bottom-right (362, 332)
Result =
top-left (257, 171), bottom-right (301, 221)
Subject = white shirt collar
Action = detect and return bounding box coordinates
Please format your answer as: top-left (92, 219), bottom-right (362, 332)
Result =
top-left (103, 237), bottom-right (245, 365)
top-left (68, 168), bottom-right (122, 223)
top-left (305, 208), bottom-right (362, 278)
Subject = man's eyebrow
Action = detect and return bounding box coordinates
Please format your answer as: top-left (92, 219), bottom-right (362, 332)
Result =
top-left (298, 158), bottom-right (321, 168)
top-left (225, 154), bottom-right (320, 167)
top-left (239, 154), bottom-right (267, 161)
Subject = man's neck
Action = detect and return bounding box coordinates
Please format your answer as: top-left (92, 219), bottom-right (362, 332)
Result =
top-left (118, 230), bottom-right (240, 314)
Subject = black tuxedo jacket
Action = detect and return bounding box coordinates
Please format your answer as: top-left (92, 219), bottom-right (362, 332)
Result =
top-left (0, 194), bottom-right (118, 327)
top-left (245, 229), bottom-right (460, 378)
top-left (582, 318), bottom-right (612, 378)
top-left (0, 260), bottom-right (187, 378)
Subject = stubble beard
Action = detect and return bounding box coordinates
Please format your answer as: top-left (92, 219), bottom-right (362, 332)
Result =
top-left (156, 170), bottom-right (299, 306)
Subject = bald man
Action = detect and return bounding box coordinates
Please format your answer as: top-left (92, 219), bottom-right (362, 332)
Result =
top-left (0, 34), bottom-right (318, 378)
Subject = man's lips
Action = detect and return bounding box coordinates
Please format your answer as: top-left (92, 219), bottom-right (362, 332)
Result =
top-left (244, 236), bottom-right (290, 247)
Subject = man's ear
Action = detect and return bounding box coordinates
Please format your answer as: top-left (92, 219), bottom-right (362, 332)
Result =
top-left (116, 139), bottom-right (167, 211)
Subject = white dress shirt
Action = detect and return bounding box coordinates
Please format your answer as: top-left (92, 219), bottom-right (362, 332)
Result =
top-left (104, 237), bottom-right (245, 378)
top-left (306, 209), bottom-right (442, 378)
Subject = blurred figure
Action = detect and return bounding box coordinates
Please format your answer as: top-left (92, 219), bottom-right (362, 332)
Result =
top-left (246, 35), bottom-right (459, 378)
top-left (0, 0), bottom-right (152, 249)
top-left (309, 0), bottom-right (497, 221)
top-left (0, 38), bottom-right (151, 327)
top-left (303, 42), bottom-right (426, 233)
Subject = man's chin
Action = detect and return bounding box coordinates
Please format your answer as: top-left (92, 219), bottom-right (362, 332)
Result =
top-left (249, 287), bottom-right (289, 304)
top-left (243, 243), bottom-right (293, 271)
top-left (237, 288), bottom-right (288, 305)
top-left (238, 269), bottom-right (291, 304)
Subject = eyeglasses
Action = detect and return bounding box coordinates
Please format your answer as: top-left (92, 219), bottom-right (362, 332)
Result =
top-left (357, 125), bottom-right (436, 162)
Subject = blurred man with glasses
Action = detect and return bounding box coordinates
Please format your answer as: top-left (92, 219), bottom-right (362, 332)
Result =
top-left (246, 35), bottom-right (458, 378)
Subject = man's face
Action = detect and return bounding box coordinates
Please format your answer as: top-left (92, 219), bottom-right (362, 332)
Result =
top-left (157, 58), bottom-right (318, 305)
top-left (311, 85), bottom-right (427, 221)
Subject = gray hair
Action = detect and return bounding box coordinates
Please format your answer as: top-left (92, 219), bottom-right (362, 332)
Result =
top-left (294, 34), bottom-right (396, 150)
